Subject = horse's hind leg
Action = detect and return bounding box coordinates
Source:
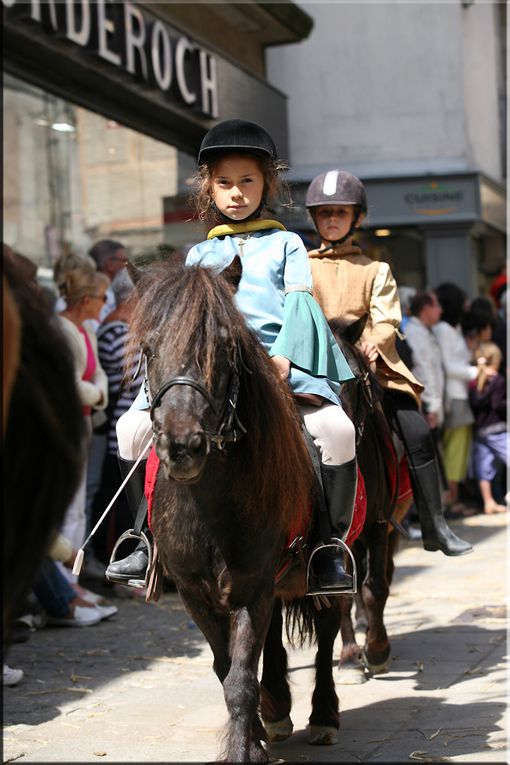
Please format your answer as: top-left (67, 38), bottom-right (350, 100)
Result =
top-left (260, 599), bottom-right (293, 743)
top-left (362, 523), bottom-right (391, 675)
top-left (309, 600), bottom-right (342, 745)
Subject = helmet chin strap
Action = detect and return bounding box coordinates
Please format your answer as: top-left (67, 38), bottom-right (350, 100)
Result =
top-left (211, 198), bottom-right (267, 225)
top-left (316, 212), bottom-right (360, 254)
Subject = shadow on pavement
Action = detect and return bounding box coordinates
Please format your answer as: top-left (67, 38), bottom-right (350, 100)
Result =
top-left (269, 694), bottom-right (505, 762)
top-left (4, 592), bottom-right (206, 728)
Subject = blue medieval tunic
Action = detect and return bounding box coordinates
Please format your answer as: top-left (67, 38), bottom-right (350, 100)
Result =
top-left (186, 220), bottom-right (354, 405)
top-left (133, 220), bottom-right (354, 410)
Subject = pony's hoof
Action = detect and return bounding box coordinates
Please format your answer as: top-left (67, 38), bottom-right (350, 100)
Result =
top-left (264, 715), bottom-right (293, 742)
top-left (361, 648), bottom-right (390, 675)
top-left (308, 725), bottom-right (339, 745)
top-left (336, 664), bottom-right (369, 684)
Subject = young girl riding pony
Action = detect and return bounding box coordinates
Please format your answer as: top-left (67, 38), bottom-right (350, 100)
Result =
top-left (107, 120), bottom-right (359, 594)
top-left (305, 169), bottom-right (472, 557)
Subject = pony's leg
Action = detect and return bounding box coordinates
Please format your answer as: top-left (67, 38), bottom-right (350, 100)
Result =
top-left (221, 597), bottom-right (273, 764)
top-left (260, 598), bottom-right (293, 742)
top-left (337, 545), bottom-right (367, 684)
top-left (308, 600), bottom-right (342, 745)
top-left (361, 522), bottom-right (391, 674)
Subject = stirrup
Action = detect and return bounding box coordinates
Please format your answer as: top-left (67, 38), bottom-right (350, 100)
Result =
top-left (107, 529), bottom-right (152, 589)
top-left (306, 538), bottom-right (357, 597)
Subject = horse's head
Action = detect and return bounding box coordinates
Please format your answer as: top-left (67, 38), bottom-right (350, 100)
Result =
top-left (129, 256), bottom-right (243, 483)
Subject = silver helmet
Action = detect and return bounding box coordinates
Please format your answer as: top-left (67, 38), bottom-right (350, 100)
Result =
top-left (305, 170), bottom-right (367, 212)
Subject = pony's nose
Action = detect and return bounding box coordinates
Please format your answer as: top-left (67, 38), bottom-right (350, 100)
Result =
top-left (169, 432), bottom-right (206, 463)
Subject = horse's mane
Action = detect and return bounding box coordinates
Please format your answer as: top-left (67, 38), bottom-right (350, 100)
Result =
top-left (128, 260), bottom-right (313, 535)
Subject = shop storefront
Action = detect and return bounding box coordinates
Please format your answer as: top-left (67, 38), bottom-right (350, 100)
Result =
top-left (282, 173), bottom-right (506, 297)
top-left (3, 0), bottom-right (312, 266)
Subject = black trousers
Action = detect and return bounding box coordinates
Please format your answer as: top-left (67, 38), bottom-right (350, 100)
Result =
top-left (382, 390), bottom-right (436, 469)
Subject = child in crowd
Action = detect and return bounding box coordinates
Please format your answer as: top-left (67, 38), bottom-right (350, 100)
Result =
top-left (305, 169), bottom-right (472, 557)
top-left (107, 120), bottom-right (359, 594)
top-left (469, 342), bottom-right (508, 514)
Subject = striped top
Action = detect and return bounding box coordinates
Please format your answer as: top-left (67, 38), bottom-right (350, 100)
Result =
top-left (97, 320), bottom-right (144, 453)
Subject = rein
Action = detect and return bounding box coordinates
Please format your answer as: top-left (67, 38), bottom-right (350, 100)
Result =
top-left (149, 358), bottom-right (247, 452)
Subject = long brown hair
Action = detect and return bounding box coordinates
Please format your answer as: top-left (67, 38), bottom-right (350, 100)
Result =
top-left (127, 258), bottom-right (313, 534)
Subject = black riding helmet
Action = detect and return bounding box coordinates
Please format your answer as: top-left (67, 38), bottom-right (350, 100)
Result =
top-left (197, 119), bottom-right (278, 166)
top-left (306, 170), bottom-right (367, 249)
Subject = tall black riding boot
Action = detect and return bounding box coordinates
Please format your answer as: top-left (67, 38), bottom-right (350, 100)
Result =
top-left (408, 459), bottom-right (473, 556)
top-left (105, 457), bottom-right (151, 584)
top-left (312, 458), bottom-right (358, 591)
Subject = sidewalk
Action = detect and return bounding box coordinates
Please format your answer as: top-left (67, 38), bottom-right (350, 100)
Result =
top-left (3, 512), bottom-right (508, 763)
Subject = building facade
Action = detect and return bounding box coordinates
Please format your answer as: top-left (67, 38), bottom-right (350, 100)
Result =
top-left (3, 0), bottom-right (312, 265)
top-left (266, 1), bottom-right (506, 296)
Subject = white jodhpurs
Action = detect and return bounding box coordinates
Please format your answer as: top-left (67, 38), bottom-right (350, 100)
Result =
top-left (116, 400), bottom-right (356, 467)
top-left (116, 407), bottom-right (152, 460)
top-left (298, 402), bottom-right (356, 466)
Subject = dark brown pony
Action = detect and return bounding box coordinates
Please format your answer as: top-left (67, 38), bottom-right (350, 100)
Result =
top-left (128, 256), bottom-right (347, 762)
top-left (3, 250), bottom-right (85, 630)
top-left (330, 316), bottom-right (413, 681)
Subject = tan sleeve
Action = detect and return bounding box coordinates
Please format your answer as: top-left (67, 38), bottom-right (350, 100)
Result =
top-left (364, 262), bottom-right (402, 351)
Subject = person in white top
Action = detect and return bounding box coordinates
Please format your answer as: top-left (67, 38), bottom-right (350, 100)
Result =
top-left (433, 283), bottom-right (478, 509)
top-left (405, 291), bottom-right (445, 430)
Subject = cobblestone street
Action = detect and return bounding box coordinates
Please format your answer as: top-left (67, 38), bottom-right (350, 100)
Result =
top-left (4, 512), bottom-right (508, 763)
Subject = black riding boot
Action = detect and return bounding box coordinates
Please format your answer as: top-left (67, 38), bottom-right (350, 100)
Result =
top-left (407, 459), bottom-right (473, 556)
top-left (105, 457), bottom-right (151, 584)
top-left (312, 458), bottom-right (358, 591)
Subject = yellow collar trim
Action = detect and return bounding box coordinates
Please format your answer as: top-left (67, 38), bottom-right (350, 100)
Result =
top-left (207, 219), bottom-right (286, 240)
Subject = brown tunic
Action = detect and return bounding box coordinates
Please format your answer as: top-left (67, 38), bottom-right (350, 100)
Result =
top-left (308, 240), bottom-right (423, 406)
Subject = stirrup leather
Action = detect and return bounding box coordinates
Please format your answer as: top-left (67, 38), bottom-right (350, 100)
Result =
top-left (107, 529), bottom-right (152, 589)
top-left (306, 538), bottom-right (357, 596)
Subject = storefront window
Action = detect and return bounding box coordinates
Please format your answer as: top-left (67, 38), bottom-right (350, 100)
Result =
top-left (3, 73), bottom-right (198, 268)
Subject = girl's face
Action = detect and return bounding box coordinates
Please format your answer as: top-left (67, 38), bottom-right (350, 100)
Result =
top-left (211, 154), bottom-right (265, 221)
top-left (314, 204), bottom-right (362, 243)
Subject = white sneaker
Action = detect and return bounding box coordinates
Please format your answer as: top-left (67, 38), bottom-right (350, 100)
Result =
top-left (47, 605), bottom-right (102, 627)
top-left (3, 664), bottom-right (24, 686)
top-left (94, 604), bottom-right (118, 621)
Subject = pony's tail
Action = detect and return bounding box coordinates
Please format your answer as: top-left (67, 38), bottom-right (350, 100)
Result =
top-left (283, 598), bottom-right (317, 647)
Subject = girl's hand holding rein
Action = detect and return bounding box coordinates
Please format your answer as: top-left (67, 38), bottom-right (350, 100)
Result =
top-left (271, 355), bottom-right (291, 380)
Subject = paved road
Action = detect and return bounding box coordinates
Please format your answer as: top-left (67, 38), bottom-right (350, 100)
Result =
top-left (4, 512), bottom-right (508, 763)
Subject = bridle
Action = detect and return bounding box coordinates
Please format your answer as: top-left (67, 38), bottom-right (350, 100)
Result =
top-left (144, 349), bottom-right (247, 452)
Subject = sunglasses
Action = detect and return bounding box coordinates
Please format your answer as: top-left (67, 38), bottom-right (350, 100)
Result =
top-left (87, 294), bottom-right (108, 303)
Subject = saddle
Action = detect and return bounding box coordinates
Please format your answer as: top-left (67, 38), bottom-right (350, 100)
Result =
top-left (143, 445), bottom-right (367, 591)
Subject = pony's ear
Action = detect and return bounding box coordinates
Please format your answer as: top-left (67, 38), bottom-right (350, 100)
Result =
top-left (344, 312), bottom-right (369, 345)
top-left (222, 255), bottom-right (242, 292)
top-left (127, 261), bottom-right (143, 286)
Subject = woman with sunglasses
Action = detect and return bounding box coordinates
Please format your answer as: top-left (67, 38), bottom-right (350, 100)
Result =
top-left (55, 267), bottom-right (110, 598)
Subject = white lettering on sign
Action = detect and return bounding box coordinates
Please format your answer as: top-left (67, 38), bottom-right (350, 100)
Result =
top-left (124, 2), bottom-right (148, 80)
top-left (2, 0), bottom-right (220, 117)
top-left (175, 37), bottom-right (196, 105)
top-left (66, 0), bottom-right (91, 47)
top-left (97, 0), bottom-right (121, 67)
top-left (150, 20), bottom-right (172, 91)
top-left (199, 50), bottom-right (218, 118)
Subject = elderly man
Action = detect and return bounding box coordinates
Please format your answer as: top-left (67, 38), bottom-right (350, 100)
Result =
top-left (405, 290), bottom-right (444, 430)
top-left (89, 239), bottom-right (128, 321)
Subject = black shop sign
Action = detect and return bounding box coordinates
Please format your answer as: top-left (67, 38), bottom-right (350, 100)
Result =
top-left (2, 0), bottom-right (219, 117)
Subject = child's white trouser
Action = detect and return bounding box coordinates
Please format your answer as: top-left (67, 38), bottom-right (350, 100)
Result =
top-left (116, 401), bottom-right (355, 466)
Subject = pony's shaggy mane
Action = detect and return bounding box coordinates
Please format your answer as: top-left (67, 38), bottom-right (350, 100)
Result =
top-left (128, 259), bottom-right (314, 535)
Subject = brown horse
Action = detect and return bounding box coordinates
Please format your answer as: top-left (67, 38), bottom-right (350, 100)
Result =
top-left (330, 316), bottom-right (413, 681)
top-left (128, 255), bottom-right (347, 762)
